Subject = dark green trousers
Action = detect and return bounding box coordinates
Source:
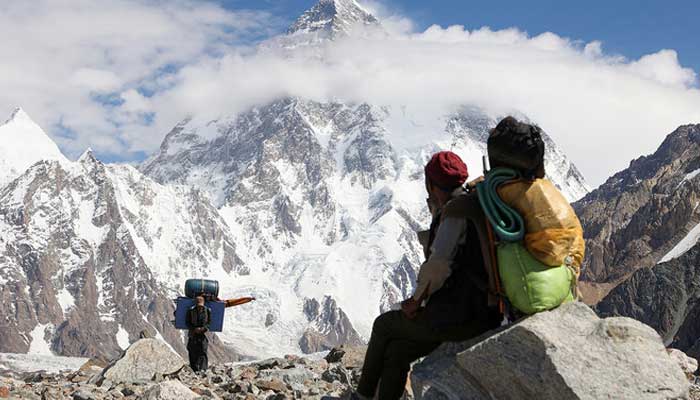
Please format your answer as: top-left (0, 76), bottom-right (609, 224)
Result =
top-left (357, 310), bottom-right (488, 400)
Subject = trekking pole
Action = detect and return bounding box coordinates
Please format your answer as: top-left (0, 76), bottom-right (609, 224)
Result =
top-left (482, 155), bottom-right (490, 174)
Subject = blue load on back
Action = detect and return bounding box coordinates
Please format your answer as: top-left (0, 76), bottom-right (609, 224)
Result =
top-left (173, 278), bottom-right (225, 332)
top-left (174, 297), bottom-right (225, 332)
top-left (184, 279), bottom-right (219, 299)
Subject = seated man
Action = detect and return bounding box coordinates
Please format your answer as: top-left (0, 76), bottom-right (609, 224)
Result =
top-left (355, 151), bottom-right (502, 400)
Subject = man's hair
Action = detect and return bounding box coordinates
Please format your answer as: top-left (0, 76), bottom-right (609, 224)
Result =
top-left (487, 116), bottom-right (545, 179)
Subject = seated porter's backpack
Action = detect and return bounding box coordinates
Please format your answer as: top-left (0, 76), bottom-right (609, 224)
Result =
top-left (476, 168), bottom-right (579, 315)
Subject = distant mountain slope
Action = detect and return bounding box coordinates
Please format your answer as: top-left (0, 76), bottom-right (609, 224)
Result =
top-left (597, 242), bottom-right (700, 360)
top-left (574, 124), bottom-right (700, 302)
top-left (0, 112), bottom-right (240, 361)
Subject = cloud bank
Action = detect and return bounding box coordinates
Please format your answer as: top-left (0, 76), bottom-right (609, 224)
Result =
top-left (1, 0), bottom-right (699, 186)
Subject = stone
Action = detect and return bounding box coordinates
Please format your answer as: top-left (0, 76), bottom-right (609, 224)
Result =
top-left (412, 302), bottom-right (690, 400)
top-left (0, 387), bottom-right (8, 398)
top-left (96, 339), bottom-right (186, 385)
top-left (237, 368), bottom-right (258, 381)
top-left (668, 348), bottom-right (699, 379)
top-left (120, 387), bottom-right (135, 396)
top-left (142, 380), bottom-right (199, 400)
top-left (324, 348), bottom-right (346, 364)
top-left (256, 379), bottom-right (287, 393)
top-left (72, 390), bottom-right (96, 400)
top-left (257, 368), bottom-right (314, 387)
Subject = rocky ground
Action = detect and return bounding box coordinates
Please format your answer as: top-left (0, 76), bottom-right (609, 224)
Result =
top-left (0, 343), bottom-right (372, 400)
top-left (1, 303), bottom-right (699, 400)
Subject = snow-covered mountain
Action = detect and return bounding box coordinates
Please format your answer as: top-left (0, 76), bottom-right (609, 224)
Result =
top-left (0, 111), bottom-right (241, 362)
top-left (142, 99), bottom-right (589, 358)
top-left (0, 108), bottom-right (67, 187)
top-left (583, 124), bottom-right (700, 360)
top-left (575, 124), bottom-right (700, 301)
top-left (287, 0), bottom-right (379, 38)
top-left (0, 0), bottom-right (591, 361)
top-left (140, 1), bottom-right (590, 359)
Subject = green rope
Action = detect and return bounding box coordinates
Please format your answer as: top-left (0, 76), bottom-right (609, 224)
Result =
top-left (476, 167), bottom-right (525, 242)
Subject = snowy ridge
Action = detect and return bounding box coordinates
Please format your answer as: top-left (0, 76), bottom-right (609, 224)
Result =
top-left (659, 221), bottom-right (700, 263)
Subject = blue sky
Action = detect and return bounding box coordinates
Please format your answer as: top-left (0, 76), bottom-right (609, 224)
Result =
top-left (220, 0), bottom-right (700, 74)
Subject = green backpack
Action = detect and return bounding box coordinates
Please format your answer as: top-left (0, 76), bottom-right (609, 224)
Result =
top-left (476, 168), bottom-right (575, 315)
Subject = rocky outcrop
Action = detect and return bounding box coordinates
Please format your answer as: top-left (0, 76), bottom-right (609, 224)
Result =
top-left (597, 241), bottom-right (700, 359)
top-left (412, 302), bottom-right (690, 400)
top-left (95, 339), bottom-right (186, 386)
top-left (574, 124), bottom-right (700, 301)
top-left (299, 296), bottom-right (364, 353)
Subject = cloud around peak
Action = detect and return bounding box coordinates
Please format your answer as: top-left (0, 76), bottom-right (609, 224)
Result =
top-left (0, 0), bottom-right (698, 186)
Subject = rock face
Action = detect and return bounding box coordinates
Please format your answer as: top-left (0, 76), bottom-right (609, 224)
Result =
top-left (597, 242), bottom-right (700, 359)
top-left (97, 339), bottom-right (185, 385)
top-left (412, 302), bottom-right (690, 400)
top-left (299, 296), bottom-right (364, 353)
top-left (574, 124), bottom-right (700, 301)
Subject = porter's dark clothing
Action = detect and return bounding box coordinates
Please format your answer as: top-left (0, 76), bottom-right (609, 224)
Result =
top-left (187, 335), bottom-right (209, 372)
top-left (186, 305), bottom-right (211, 372)
top-left (357, 191), bottom-right (501, 399)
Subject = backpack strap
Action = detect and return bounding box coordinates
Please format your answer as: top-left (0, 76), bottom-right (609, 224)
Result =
top-left (442, 191), bottom-right (505, 310)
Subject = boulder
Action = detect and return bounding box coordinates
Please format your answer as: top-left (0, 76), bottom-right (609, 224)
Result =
top-left (143, 380), bottom-right (199, 400)
top-left (412, 302), bottom-right (690, 400)
top-left (95, 339), bottom-right (186, 385)
top-left (668, 348), bottom-right (699, 379)
top-left (325, 346), bottom-right (368, 370)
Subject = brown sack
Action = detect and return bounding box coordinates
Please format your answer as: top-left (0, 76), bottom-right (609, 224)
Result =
top-left (497, 179), bottom-right (585, 270)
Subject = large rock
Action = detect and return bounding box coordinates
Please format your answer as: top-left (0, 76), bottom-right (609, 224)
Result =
top-left (412, 302), bottom-right (689, 400)
top-left (95, 339), bottom-right (186, 385)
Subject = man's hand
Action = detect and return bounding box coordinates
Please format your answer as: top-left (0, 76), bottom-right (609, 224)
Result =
top-left (193, 327), bottom-right (205, 334)
top-left (401, 297), bottom-right (421, 319)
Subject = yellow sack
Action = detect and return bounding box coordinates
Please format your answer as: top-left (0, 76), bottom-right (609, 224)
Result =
top-left (497, 179), bottom-right (585, 272)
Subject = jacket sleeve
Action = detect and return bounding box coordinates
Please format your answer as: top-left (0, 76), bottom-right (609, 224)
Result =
top-left (412, 217), bottom-right (467, 301)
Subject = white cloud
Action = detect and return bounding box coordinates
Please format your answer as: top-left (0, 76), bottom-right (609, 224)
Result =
top-left (0, 0), bottom-right (278, 157)
top-left (1, 0), bottom-right (699, 186)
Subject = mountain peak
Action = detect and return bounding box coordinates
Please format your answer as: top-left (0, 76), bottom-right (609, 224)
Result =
top-left (78, 148), bottom-right (96, 164)
top-left (287, 0), bottom-right (379, 38)
top-left (0, 107), bottom-right (68, 186)
top-left (7, 107), bottom-right (31, 124)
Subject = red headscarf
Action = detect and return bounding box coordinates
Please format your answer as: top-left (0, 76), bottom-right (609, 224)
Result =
top-left (424, 151), bottom-right (468, 189)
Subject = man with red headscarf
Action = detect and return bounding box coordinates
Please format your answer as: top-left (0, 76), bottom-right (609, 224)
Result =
top-left (354, 151), bottom-right (501, 400)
